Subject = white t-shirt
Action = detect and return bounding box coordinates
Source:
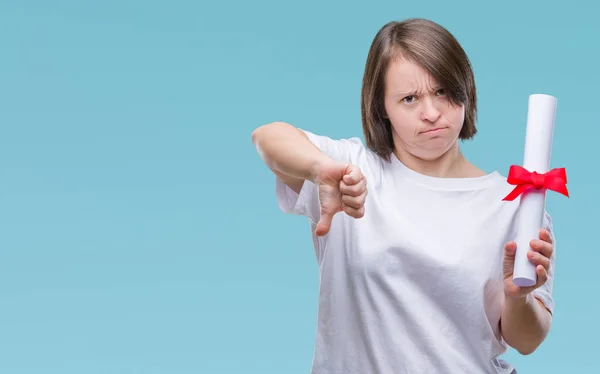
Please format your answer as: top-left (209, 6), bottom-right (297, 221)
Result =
top-left (275, 130), bottom-right (556, 374)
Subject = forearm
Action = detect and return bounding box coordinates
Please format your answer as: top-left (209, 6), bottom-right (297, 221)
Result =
top-left (252, 122), bottom-right (331, 183)
top-left (500, 294), bottom-right (552, 355)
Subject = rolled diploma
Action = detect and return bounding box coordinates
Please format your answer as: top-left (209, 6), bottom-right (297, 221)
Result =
top-left (513, 94), bottom-right (558, 287)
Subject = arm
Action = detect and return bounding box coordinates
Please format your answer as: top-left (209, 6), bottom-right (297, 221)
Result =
top-left (500, 294), bottom-right (553, 355)
top-left (500, 228), bottom-right (556, 355)
top-left (251, 122), bottom-right (332, 194)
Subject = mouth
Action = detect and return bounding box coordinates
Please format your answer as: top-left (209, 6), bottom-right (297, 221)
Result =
top-left (420, 127), bottom-right (447, 135)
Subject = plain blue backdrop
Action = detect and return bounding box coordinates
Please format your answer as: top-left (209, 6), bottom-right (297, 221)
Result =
top-left (1, 1), bottom-right (597, 373)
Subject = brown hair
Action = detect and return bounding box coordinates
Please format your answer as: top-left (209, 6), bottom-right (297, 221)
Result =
top-left (361, 18), bottom-right (478, 161)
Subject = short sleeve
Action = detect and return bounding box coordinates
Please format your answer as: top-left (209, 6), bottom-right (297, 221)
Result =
top-left (275, 129), bottom-right (365, 224)
top-left (532, 210), bottom-right (556, 314)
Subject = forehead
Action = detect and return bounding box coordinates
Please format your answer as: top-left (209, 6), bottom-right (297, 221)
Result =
top-left (384, 58), bottom-right (439, 94)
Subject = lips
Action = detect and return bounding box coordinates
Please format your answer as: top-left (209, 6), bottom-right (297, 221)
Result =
top-left (421, 127), bottom-right (446, 134)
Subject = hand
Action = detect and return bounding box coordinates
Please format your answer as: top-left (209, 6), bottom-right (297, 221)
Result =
top-left (503, 228), bottom-right (553, 300)
top-left (313, 160), bottom-right (368, 236)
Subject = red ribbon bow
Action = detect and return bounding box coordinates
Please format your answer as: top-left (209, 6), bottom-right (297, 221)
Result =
top-left (502, 165), bottom-right (569, 201)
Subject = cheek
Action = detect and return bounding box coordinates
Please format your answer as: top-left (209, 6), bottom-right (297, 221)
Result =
top-left (447, 104), bottom-right (465, 125)
top-left (389, 116), bottom-right (416, 138)
top-left (387, 108), bottom-right (416, 132)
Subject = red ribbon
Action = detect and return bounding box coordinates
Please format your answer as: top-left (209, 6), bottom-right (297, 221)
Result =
top-left (502, 165), bottom-right (569, 201)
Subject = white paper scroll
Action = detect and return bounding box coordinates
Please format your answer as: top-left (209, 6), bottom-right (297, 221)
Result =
top-left (512, 94), bottom-right (558, 287)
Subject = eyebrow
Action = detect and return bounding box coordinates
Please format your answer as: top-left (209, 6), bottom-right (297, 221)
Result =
top-left (391, 86), bottom-right (442, 97)
top-left (391, 90), bottom-right (417, 97)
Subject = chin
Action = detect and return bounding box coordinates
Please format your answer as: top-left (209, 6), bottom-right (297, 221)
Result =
top-left (415, 151), bottom-right (447, 162)
top-left (414, 141), bottom-right (458, 161)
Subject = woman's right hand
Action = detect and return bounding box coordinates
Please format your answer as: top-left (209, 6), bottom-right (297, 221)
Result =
top-left (314, 161), bottom-right (368, 236)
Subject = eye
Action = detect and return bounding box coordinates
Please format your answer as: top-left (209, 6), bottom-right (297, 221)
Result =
top-left (435, 88), bottom-right (446, 96)
top-left (402, 95), bottom-right (416, 104)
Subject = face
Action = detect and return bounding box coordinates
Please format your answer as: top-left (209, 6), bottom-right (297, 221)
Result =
top-left (383, 57), bottom-right (465, 161)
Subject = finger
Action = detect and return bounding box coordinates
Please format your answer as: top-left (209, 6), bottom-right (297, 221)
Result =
top-left (539, 228), bottom-right (553, 244)
top-left (504, 241), bottom-right (517, 257)
top-left (315, 212), bottom-right (334, 236)
top-left (339, 178), bottom-right (366, 197)
top-left (528, 250), bottom-right (551, 271)
top-left (341, 192), bottom-right (366, 209)
top-left (503, 241), bottom-right (517, 279)
top-left (343, 203), bottom-right (365, 219)
top-left (343, 166), bottom-right (363, 185)
top-left (535, 265), bottom-right (548, 286)
top-left (518, 266), bottom-right (549, 295)
top-left (529, 239), bottom-right (553, 258)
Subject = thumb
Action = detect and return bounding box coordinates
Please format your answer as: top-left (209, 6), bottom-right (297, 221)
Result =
top-left (503, 241), bottom-right (517, 277)
top-left (315, 211), bottom-right (334, 236)
top-left (504, 241), bottom-right (517, 259)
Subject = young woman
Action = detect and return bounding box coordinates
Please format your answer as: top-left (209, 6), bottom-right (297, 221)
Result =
top-left (252, 18), bottom-right (555, 374)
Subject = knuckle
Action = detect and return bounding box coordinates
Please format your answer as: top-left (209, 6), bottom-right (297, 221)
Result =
top-left (343, 196), bottom-right (360, 209)
top-left (345, 184), bottom-right (361, 196)
top-left (539, 257), bottom-right (550, 269)
top-left (357, 207), bottom-right (365, 218)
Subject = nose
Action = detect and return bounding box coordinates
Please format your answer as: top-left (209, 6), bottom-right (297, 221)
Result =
top-left (420, 98), bottom-right (441, 123)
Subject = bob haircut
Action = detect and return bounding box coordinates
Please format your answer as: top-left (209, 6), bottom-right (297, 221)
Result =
top-left (361, 18), bottom-right (478, 161)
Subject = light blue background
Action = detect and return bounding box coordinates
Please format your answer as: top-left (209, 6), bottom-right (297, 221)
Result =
top-left (1, 1), bottom-right (596, 373)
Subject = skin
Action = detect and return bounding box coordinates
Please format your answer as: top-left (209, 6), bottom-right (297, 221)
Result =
top-left (501, 230), bottom-right (554, 355)
top-left (383, 56), bottom-right (484, 178)
top-left (251, 56), bottom-right (553, 355)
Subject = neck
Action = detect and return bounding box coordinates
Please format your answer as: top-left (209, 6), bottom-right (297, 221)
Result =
top-left (394, 141), bottom-right (483, 178)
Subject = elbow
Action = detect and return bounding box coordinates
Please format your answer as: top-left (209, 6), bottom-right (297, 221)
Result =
top-left (251, 125), bottom-right (265, 146)
top-left (503, 330), bottom-right (546, 356)
top-left (251, 121), bottom-right (288, 145)
top-left (251, 122), bottom-right (288, 165)
top-left (516, 344), bottom-right (539, 356)
top-left (512, 336), bottom-right (547, 356)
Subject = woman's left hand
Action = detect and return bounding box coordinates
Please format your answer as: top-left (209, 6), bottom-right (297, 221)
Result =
top-left (503, 228), bottom-right (553, 300)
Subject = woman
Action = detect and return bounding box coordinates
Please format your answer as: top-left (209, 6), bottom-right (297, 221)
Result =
top-left (251, 18), bottom-right (555, 374)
